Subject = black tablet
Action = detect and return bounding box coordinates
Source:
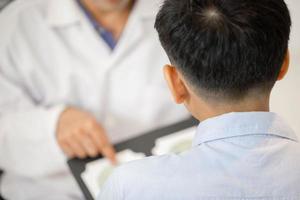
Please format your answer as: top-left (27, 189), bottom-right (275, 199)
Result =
top-left (68, 117), bottom-right (198, 200)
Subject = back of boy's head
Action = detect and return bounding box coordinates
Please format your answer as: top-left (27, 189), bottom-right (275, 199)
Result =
top-left (155, 0), bottom-right (291, 101)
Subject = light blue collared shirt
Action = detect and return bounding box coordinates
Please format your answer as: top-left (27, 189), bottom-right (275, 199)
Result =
top-left (98, 112), bottom-right (300, 200)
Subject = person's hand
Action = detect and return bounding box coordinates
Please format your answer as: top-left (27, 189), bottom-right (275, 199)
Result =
top-left (56, 107), bottom-right (116, 164)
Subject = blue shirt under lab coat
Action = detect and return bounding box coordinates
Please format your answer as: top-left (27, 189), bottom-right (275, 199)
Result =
top-left (77, 0), bottom-right (116, 50)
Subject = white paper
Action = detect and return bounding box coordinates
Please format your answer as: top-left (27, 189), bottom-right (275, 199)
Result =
top-left (81, 149), bottom-right (145, 199)
top-left (152, 126), bottom-right (197, 155)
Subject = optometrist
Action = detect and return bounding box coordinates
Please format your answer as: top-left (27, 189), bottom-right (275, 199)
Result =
top-left (0, 0), bottom-right (188, 199)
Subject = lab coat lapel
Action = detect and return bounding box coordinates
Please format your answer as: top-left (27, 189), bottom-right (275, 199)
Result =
top-left (106, 11), bottom-right (144, 70)
top-left (105, 0), bottom-right (158, 70)
top-left (46, 0), bottom-right (113, 70)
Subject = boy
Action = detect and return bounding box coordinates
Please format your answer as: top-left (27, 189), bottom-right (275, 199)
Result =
top-left (98, 0), bottom-right (300, 199)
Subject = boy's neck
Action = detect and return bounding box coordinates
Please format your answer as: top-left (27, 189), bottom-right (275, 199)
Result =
top-left (191, 95), bottom-right (270, 122)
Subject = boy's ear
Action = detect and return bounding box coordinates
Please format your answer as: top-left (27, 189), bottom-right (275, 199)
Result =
top-left (163, 65), bottom-right (189, 104)
top-left (277, 50), bottom-right (290, 81)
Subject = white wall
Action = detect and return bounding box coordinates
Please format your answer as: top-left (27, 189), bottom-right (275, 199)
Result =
top-left (271, 0), bottom-right (300, 133)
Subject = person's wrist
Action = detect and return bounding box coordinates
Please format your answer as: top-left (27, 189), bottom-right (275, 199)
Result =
top-left (48, 104), bottom-right (68, 156)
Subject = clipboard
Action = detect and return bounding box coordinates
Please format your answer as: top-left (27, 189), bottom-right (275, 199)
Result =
top-left (67, 117), bottom-right (198, 200)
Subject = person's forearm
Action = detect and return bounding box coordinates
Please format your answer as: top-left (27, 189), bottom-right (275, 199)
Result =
top-left (0, 105), bottom-right (67, 178)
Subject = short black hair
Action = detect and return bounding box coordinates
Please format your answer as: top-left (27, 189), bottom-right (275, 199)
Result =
top-left (155, 0), bottom-right (291, 100)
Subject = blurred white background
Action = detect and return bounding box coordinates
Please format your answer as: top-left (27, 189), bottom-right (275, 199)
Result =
top-left (271, 0), bottom-right (300, 134)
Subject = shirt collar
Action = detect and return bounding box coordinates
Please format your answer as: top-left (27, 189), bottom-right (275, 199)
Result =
top-left (46, 0), bottom-right (82, 27)
top-left (192, 112), bottom-right (298, 147)
top-left (46, 0), bottom-right (157, 28)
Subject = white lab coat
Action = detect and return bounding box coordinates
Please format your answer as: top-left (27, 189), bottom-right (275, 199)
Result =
top-left (0, 0), bottom-right (189, 199)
